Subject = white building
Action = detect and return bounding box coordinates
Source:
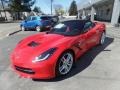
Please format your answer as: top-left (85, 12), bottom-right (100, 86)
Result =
top-left (0, 1), bottom-right (12, 21)
top-left (77, 0), bottom-right (120, 26)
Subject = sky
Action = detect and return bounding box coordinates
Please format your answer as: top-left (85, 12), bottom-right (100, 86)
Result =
top-left (34, 0), bottom-right (81, 14)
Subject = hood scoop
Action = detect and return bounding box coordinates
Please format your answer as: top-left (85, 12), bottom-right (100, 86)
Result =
top-left (28, 41), bottom-right (40, 47)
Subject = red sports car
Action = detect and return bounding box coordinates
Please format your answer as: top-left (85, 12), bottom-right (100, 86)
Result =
top-left (10, 20), bottom-right (106, 79)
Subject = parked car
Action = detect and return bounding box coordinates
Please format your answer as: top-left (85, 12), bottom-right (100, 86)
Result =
top-left (11, 20), bottom-right (106, 79)
top-left (48, 15), bottom-right (59, 24)
top-left (20, 16), bottom-right (54, 32)
top-left (40, 15), bottom-right (59, 25)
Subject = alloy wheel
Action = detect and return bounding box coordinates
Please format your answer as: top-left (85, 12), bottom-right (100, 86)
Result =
top-left (58, 52), bottom-right (73, 75)
top-left (100, 32), bottom-right (106, 45)
top-left (36, 26), bottom-right (41, 32)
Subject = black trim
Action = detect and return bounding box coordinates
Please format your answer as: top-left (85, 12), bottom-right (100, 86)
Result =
top-left (15, 65), bottom-right (35, 74)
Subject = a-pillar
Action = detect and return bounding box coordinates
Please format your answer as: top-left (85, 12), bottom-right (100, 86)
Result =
top-left (111, 0), bottom-right (120, 26)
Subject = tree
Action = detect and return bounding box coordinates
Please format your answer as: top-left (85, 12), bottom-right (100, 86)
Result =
top-left (22, 0), bottom-right (36, 12)
top-left (54, 4), bottom-right (64, 16)
top-left (10, 0), bottom-right (22, 12)
top-left (9, 0), bottom-right (35, 20)
top-left (33, 6), bottom-right (41, 13)
top-left (10, 0), bottom-right (35, 12)
top-left (69, 0), bottom-right (77, 16)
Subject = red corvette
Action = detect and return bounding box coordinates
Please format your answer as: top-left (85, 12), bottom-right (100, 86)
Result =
top-left (10, 20), bottom-right (106, 79)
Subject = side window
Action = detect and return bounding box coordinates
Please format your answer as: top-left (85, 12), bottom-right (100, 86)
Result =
top-left (41, 17), bottom-right (49, 20)
top-left (38, 17), bottom-right (41, 20)
top-left (83, 22), bottom-right (95, 32)
top-left (26, 17), bottom-right (31, 21)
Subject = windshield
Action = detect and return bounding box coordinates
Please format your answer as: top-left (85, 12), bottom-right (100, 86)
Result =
top-left (49, 20), bottom-right (86, 36)
top-left (32, 17), bottom-right (37, 20)
top-left (52, 23), bottom-right (68, 33)
top-left (26, 17), bottom-right (31, 21)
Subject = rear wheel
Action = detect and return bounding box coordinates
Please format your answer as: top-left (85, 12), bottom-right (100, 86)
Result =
top-left (99, 32), bottom-right (106, 45)
top-left (36, 26), bottom-right (41, 32)
top-left (56, 51), bottom-right (74, 76)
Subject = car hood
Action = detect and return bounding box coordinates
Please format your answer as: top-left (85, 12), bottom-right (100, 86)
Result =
top-left (17, 32), bottom-right (66, 48)
top-left (11, 32), bottom-right (71, 63)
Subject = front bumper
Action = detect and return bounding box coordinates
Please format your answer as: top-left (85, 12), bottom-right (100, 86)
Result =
top-left (11, 58), bottom-right (56, 79)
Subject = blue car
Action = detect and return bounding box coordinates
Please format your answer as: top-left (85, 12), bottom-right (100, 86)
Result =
top-left (20, 16), bottom-right (54, 32)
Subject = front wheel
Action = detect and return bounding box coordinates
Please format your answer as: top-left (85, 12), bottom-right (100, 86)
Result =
top-left (36, 26), bottom-right (41, 32)
top-left (99, 32), bottom-right (106, 45)
top-left (56, 51), bottom-right (74, 76)
top-left (21, 26), bottom-right (25, 31)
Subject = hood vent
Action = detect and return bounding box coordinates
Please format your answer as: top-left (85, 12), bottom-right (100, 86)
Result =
top-left (28, 41), bottom-right (40, 47)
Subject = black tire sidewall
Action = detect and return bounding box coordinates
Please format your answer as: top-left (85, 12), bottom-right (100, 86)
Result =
top-left (55, 51), bottom-right (74, 77)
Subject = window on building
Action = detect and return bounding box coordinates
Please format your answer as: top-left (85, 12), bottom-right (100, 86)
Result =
top-left (106, 9), bottom-right (110, 15)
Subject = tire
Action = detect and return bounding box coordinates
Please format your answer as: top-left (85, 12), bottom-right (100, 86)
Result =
top-left (36, 26), bottom-right (41, 32)
top-left (21, 26), bottom-right (25, 31)
top-left (99, 32), bottom-right (106, 45)
top-left (56, 51), bottom-right (74, 77)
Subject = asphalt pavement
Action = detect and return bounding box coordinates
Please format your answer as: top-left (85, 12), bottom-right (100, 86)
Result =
top-left (0, 23), bottom-right (20, 39)
top-left (0, 23), bottom-right (120, 90)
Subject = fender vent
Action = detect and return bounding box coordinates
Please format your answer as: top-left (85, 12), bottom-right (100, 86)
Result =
top-left (28, 41), bottom-right (40, 47)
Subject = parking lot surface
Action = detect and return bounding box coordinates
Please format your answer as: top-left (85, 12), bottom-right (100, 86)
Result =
top-left (0, 23), bottom-right (120, 90)
top-left (0, 23), bottom-right (19, 39)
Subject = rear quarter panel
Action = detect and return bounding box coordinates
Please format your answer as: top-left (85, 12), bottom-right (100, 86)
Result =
top-left (94, 22), bottom-right (106, 44)
top-left (95, 22), bottom-right (106, 32)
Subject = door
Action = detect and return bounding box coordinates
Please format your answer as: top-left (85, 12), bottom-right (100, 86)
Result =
top-left (29, 17), bottom-right (40, 27)
top-left (24, 17), bottom-right (31, 28)
top-left (83, 21), bottom-right (99, 49)
top-left (73, 34), bottom-right (87, 58)
top-left (25, 16), bottom-right (34, 27)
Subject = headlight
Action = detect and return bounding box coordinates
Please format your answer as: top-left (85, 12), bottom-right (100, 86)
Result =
top-left (32, 48), bottom-right (57, 63)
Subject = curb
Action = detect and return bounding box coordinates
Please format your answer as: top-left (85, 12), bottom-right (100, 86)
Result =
top-left (0, 20), bottom-right (22, 24)
top-left (6, 30), bottom-right (22, 36)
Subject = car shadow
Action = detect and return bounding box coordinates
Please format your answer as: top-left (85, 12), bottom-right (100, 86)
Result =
top-left (33, 36), bottom-right (114, 82)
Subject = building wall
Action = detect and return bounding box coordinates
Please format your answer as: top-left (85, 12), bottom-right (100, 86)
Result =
top-left (0, 11), bottom-right (12, 21)
top-left (77, 0), bottom-right (120, 23)
top-left (95, 3), bottom-right (113, 21)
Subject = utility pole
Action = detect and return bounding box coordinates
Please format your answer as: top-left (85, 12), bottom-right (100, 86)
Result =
top-left (51, 0), bottom-right (53, 15)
